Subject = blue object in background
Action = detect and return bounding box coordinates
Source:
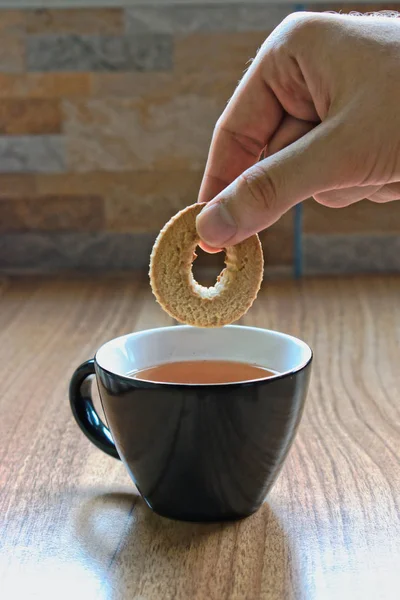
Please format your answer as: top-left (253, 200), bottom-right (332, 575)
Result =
top-left (294, 205), bottom-right (303, 278)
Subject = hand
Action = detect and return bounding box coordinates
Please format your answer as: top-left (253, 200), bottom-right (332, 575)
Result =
top-left (196, 11), bottom-right (400, 250)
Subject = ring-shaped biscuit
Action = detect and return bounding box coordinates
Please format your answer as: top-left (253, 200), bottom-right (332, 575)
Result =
top-left (149, 203), bottom-right (264, 327)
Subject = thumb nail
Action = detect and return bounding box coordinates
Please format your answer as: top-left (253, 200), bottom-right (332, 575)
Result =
top-left (196, 202), bottom-right (237, 247)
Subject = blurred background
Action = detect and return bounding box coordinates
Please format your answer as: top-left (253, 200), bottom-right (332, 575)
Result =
top-left (0, 1), bottom-right (399, 278)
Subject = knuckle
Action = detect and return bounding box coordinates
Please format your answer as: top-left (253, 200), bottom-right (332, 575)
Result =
top-left (239, 168), bottom-right (278, 215)
top-left (280, 12), bottom-right (324, 46)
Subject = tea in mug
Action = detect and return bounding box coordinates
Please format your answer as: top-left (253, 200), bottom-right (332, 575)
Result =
top-left (129, 360), bottom-right (277, 385)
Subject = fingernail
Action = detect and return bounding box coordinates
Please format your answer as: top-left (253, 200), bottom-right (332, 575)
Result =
top-left (196, 202), bottom-right (237, 247)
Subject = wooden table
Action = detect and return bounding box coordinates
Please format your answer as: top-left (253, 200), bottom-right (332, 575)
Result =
top-left (1, 275), bottom-right (399, 600)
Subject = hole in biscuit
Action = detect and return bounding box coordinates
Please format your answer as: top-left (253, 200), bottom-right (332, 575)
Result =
top-left (191, 246), bottom-right (225, 287)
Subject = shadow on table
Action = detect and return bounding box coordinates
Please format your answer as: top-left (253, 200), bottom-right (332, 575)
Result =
top-left (76, 491), bottom-right (302, 600)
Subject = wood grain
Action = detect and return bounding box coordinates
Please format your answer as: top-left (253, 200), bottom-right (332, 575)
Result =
top-left (0, 275), bottom-right (399, 600)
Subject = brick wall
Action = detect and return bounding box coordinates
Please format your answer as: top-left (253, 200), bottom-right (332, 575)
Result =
top-left (0, 4), bottom-right (398, 275)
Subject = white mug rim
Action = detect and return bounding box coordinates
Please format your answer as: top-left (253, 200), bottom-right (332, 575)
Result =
top-left (94, 325), bottom-right (313, 388)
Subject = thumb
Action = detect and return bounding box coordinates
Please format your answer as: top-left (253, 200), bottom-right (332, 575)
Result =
top-left (196, 118), bottom-right (344, 247)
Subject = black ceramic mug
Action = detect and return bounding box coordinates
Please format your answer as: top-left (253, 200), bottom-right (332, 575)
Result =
top-left (69, 325), bottom-right (312, 522)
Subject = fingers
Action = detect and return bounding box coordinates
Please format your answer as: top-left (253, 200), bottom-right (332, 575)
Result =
top-left (197, 118), bottom-right (346, 247)
top-left (267, 115), bottom-right (317, 156)
top-left (313, 183), bottom-right (400, 206)
top-left (198, 240), bottom-right (222, 254)
top-left (198, 114), bottom-right (316, 253)
top-left (367, 182), bottom-right (400, 203)
top-left (197, 55), bottom-right (284, 205)
top-left (314, 185), bottom-right (383, 207)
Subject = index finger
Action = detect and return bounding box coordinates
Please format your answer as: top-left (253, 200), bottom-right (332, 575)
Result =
top-left (198, 50), bottom-right (284, 205)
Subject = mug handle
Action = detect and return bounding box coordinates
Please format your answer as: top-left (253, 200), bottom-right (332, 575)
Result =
top-left (69, 359), bottom-right (120, 460)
